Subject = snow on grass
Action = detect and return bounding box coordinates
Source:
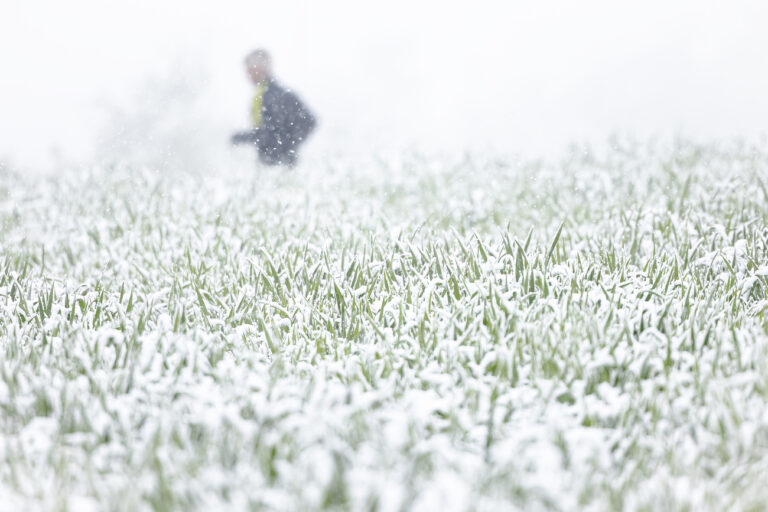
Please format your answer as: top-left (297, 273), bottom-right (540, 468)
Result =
top-left (1, 141), bottom-right (768, 511)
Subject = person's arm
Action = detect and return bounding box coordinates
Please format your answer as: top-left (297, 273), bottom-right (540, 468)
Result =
top-left (230, 128), bottom-right (260, 145)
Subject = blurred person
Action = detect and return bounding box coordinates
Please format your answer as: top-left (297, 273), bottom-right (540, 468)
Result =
top-left (231, 49), bottom-right (316, 167)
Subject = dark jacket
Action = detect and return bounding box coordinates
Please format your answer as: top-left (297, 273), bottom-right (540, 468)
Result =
top-left (232, 80), bottom-right (316, 166)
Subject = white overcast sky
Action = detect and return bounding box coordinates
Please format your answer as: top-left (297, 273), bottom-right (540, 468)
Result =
top-left (1, 0), bottom-right (768, 169)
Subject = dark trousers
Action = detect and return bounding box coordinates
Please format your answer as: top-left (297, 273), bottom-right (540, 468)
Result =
top-left (232, 129), bottom-right (300, 168)
top-left (258, 145), bottom-right (298, 168)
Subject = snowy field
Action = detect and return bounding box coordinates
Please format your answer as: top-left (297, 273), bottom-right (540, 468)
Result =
top-left (1, 141), bottom-right (768, 511)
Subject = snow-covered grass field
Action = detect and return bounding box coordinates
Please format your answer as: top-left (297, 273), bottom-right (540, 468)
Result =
top-left (1, 141), bottom-right (768, 511)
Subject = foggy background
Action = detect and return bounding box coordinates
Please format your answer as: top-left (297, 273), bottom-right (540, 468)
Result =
top-left (1, 0), bottom-right (767, 171)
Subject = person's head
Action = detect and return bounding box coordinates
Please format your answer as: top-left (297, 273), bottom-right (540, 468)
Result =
top-left (244, 49), bottom-right (272, 85)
